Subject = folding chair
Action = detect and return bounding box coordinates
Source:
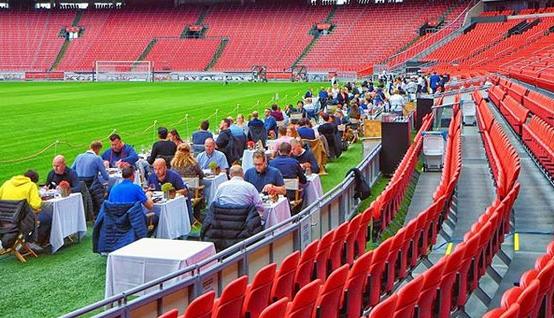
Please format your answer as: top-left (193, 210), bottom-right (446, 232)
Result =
top-left (284, 178), bottom-right (303, 213)
top-left (157, 309), bottom-right (178, 318)
top-left (183, 177), bottom-right (205, 211)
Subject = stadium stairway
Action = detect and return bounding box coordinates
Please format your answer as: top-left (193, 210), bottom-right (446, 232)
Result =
top-left (482, 90), bottom-right (554, 311)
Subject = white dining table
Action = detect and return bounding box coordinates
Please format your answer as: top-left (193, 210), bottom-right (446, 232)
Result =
top-left (104, 238), bottom-right (216, 298)
top-left (41, 193), bottom-right (87, 253)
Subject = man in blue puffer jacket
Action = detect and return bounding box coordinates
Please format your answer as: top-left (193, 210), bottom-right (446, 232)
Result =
top-left (93, 166), bottom-right (154, 253)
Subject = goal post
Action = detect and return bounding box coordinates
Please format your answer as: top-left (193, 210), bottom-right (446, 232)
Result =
top-left (94, 61), bottom-right (153, 82)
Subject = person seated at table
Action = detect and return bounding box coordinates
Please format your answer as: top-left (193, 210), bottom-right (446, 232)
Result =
top-left (148, 127), bottom-right (177, 167)
top-left (72, 140), bottom-right (109, 185)
top-left (171, 143), bottom-right (204, 179)
top-left (192, 120), bottom-right (213, 153)
top-left (147, 159), bottom-right (188, 196)
top-left (216, 118), bottom-right (243, 166)
top-left (0, 170), bottom-right (44, 251)
top-left (244, 150), bottom-right (286, 196)
top-left (46, 155), bottom-right (80, 193)
top-left (108, 166), bottom-right (154, 210)
top-left (290, 139), bottom-right (320, 174)
top-left (94, 166), bottom-right (154, 253)
top-left (202, 165), bottom-right (264, 251)
top-left (197, 138), bottom-right (229, 172)
top-left (102, 133), bottom-right (139, 168)
top-left (297, 118), bottom-right (317, 140)
top-left (247, 111), bottom-right (267, 147)
top-left (213, 165), bottom-right (264, 216)
top-left (272, 126), bottom-right (294, 154)
top-left (168, 129), bottom-right (184, 147)
top-left (264, 109), bottom-right (278, 139)
top-left (269, 143), bottom-right (307, 201)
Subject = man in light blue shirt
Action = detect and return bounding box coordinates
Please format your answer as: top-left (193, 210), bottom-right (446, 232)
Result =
top-left (72, 141), bottom-right (109, 184)
top-left (196, 138), bottom-right (229, 171)
top-left (213, 165), bottom-right (264, 216)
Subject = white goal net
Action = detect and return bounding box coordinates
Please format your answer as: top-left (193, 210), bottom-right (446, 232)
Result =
top-left (95, 61), bottom-right (153, 82)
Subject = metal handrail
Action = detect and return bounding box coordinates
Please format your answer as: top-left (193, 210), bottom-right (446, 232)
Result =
top-left (62, 143), bottom-right (382, 318)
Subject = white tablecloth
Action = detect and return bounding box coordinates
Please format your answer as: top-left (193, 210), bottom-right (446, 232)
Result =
top-left (152, 196), bottom-right (191, 239)
top-left (105, 238), bottom-right (216, 298)
top-left (263, 196), bottom-right (291, 229)
top-left (201, 173), bottom-right (228, 206)
top-left (42, 193), bottom-right (87, 253)
top-left (305, 174), bottom-right (324, 206)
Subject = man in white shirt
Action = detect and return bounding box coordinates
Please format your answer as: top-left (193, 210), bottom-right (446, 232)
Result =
top-left (389, 89), bottom-right (406, 116)
top-left (213, 165), bottom-right (264, 216)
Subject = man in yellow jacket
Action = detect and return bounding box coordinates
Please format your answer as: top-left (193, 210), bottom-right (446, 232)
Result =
top-left (0, 170), bottom-right (42, 211)
top-left (0, 170), bottom-right (44, 251)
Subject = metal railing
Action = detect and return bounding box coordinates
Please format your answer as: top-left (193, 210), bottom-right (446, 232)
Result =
top-left (63, 143), bottom-right (382, 318)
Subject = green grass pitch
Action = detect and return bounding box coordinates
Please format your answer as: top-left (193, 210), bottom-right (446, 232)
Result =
top-left (0, 82), bottom-right (364, 318)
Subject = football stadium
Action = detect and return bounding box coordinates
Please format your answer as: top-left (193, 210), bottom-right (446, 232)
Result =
top-left (0, 0), bottom-right (553, 317)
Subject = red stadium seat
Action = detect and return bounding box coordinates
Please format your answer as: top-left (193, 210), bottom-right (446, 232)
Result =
top-left (516, 279), bottom-right (540, 318)
top-left (314, 231), bottom-right (335, 279)
top-left (294, 240), bottom-right (318, 293)
top-left (344, 214), bottom-right (362, 264)
top-left (258, 297), bottom-right (289, 318)
top-left (271, 251), bottom-right (300, 302)
top-left (158, 309), bottom-right (179, 318)
top-left (212, 276), bottom-right (248, 318)
top-left (366, 237), bottom-right (393, 307)
top-left (393, 274), bottom-right (424, 318)
top-left (314, 264), bottom-right (349, 318)
top-left (329, 222), bottom-right (349, 270)
top-left (242, 263), bottom-right (277, 318)
top-left (285, 279), bottom-right (321, 318)
top-left (417, 258), bottom-right (446, 318)
top-left (182, 291), bottom-right (215, 318)
top-left (341, 250), bottom-right (373, 318)
top-left (368, 293), bottom-right (398, 318)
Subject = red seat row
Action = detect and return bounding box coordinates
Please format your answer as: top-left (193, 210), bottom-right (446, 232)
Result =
top-left (522, 115), bottom-right (554, 177)
top-left (369, 93), bottom-right (522, 317)
top-left (487, 76), bottom-right (554, 177)
top-left (490, 76), bottom-right (554, 127)
top-left (484, 241), bottom-right (554, 318)
top-left (499, 94), bottom-right (530, 136)
top-left (371, 112), bottom-right (434, 232)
